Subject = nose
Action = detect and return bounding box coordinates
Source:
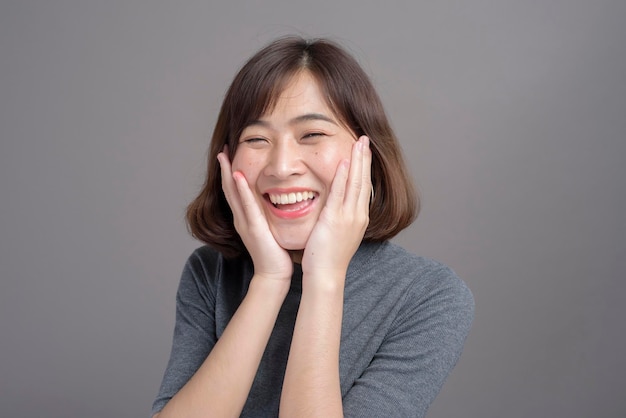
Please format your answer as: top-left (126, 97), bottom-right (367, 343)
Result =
top-left (263, 138), bottom-right (305, 179)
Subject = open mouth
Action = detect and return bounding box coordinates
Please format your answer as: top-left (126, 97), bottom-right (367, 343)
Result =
top-left (265, 191), bottom-right (317, 213)
top-left (268, 191), bottom-right (316, 207)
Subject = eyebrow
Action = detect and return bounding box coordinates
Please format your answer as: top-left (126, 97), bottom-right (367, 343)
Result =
top-left (246, 113), bottom-right (339, 128)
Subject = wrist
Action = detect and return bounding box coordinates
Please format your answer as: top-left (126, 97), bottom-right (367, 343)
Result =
top-left (249, 274), bottom-right (291, 299)
top-left (302, 270), bottom-right (346, 295)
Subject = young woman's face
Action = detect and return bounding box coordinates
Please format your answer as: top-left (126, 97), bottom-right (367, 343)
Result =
top-left (232, 71), bottom-right (357, 251)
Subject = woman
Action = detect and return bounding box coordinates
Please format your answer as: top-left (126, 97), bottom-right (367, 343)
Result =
top-left (153, 36), bottom-right (474, 418)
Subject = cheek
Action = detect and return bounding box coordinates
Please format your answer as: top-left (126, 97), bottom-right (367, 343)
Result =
top-left (231, 153), bottom-right (261, 182)
top-left (314, 142), bottom-right (353, 170)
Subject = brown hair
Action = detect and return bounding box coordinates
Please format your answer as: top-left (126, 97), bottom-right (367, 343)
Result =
top-left (187, 36), bottom-right (419, 258)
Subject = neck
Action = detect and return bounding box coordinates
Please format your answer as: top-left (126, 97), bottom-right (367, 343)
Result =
top-left (288, 250), bottom-right (303, 264)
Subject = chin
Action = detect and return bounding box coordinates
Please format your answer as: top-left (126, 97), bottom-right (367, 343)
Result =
top-left (272, 231), bottom-right (309, 251)
top-left (269, 222), bottom-right (314, 252)
top-left (276, 238), bottom-right (307, 251)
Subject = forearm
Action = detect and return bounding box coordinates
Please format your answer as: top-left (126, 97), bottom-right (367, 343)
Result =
top-left (280, 275), bottom-right (345, 418)
top-left (158, 277), bottom-right (289, 418)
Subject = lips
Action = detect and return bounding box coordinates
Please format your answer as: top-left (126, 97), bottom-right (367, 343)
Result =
top-left (264, 189), bottom-right (318, 218)
top-left (268, 191), bottom-right (315, 205)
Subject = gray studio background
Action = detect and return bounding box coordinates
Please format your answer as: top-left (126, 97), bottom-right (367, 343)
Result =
top-left (1, 1), bottom-right (624, 417)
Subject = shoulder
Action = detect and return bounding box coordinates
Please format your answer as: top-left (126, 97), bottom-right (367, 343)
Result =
top-left (183, 245), bottom-right (251, 278)
top-left (380, 241), bottom-right (470, 289)
top-left (355, 241), bottom-right (475, 325)
top-left (184, 245), bottom-right (220, 274)
top-left (395, 242), bottom-right (471, 300)
top-left (341, 242), bottom-right (474, 416)
top-left (385, 242), bottom-right (475, 336)
top-left (178, 246), bottom-right (222, 289)
top-left (178, 245), bottom-right (252, 299)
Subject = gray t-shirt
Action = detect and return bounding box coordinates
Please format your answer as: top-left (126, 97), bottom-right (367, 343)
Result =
top-left (153, 241), bottom-right (474, 417)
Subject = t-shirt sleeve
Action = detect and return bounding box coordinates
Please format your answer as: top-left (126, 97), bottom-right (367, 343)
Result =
top-left (342, 266), bottom-right (475, 418)
top-left (151, 250), bottom-right (219, 415)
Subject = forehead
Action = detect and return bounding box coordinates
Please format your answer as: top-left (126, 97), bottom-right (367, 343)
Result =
top-left (263, 72), bottom-right (331, 116)
top-left (254, 71), bottom-right (354, 133)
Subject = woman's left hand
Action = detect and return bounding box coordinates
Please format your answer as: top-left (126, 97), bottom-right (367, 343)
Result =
top-left (281, 136), bottom-right (371, 416)
top-left (301, 136), bottom-right (372, 280)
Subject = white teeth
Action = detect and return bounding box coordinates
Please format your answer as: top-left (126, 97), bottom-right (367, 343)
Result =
top-left (269, 191), bottom-right (315, 205)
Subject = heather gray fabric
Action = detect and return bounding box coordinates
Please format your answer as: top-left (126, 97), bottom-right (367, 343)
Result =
top-left (152, 241), bottom-right (474, 417)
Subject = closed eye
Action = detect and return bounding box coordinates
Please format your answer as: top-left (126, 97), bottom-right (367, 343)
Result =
top-left (302, 132), bottom-right (325, 139)
top-left (242, 137), bottom-right (267, 144)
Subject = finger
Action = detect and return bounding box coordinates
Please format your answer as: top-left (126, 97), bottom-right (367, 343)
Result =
top-left (217, 151), bottom-right (246, 222)
top-left (232, 171), bottom-right (266, 225)
top-left (356, 136), bottom-right (373, 210)
top-left (326, 158), bottom-right (350, 212)
top-left (344, 136), bottom-right (365, 210)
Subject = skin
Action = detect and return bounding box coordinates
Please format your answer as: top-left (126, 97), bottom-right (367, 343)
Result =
top-left (155, 71), bottom-right (372, 418)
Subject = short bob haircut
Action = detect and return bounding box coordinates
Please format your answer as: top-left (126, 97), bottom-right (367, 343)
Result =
top-left (187, 36), bottom-right (419, 258)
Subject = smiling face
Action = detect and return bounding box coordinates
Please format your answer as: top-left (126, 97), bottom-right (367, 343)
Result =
top-left (231, 71), bottom-right (357, 252)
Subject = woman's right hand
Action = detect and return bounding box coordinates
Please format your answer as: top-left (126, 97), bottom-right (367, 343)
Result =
top-left (218, 148), bottom-right (293, 283)
top-left (158, 149), bottom-right (293, 418)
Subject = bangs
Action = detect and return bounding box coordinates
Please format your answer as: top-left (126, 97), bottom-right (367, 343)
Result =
top-left (225, 48), bottom-right (313, 154)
